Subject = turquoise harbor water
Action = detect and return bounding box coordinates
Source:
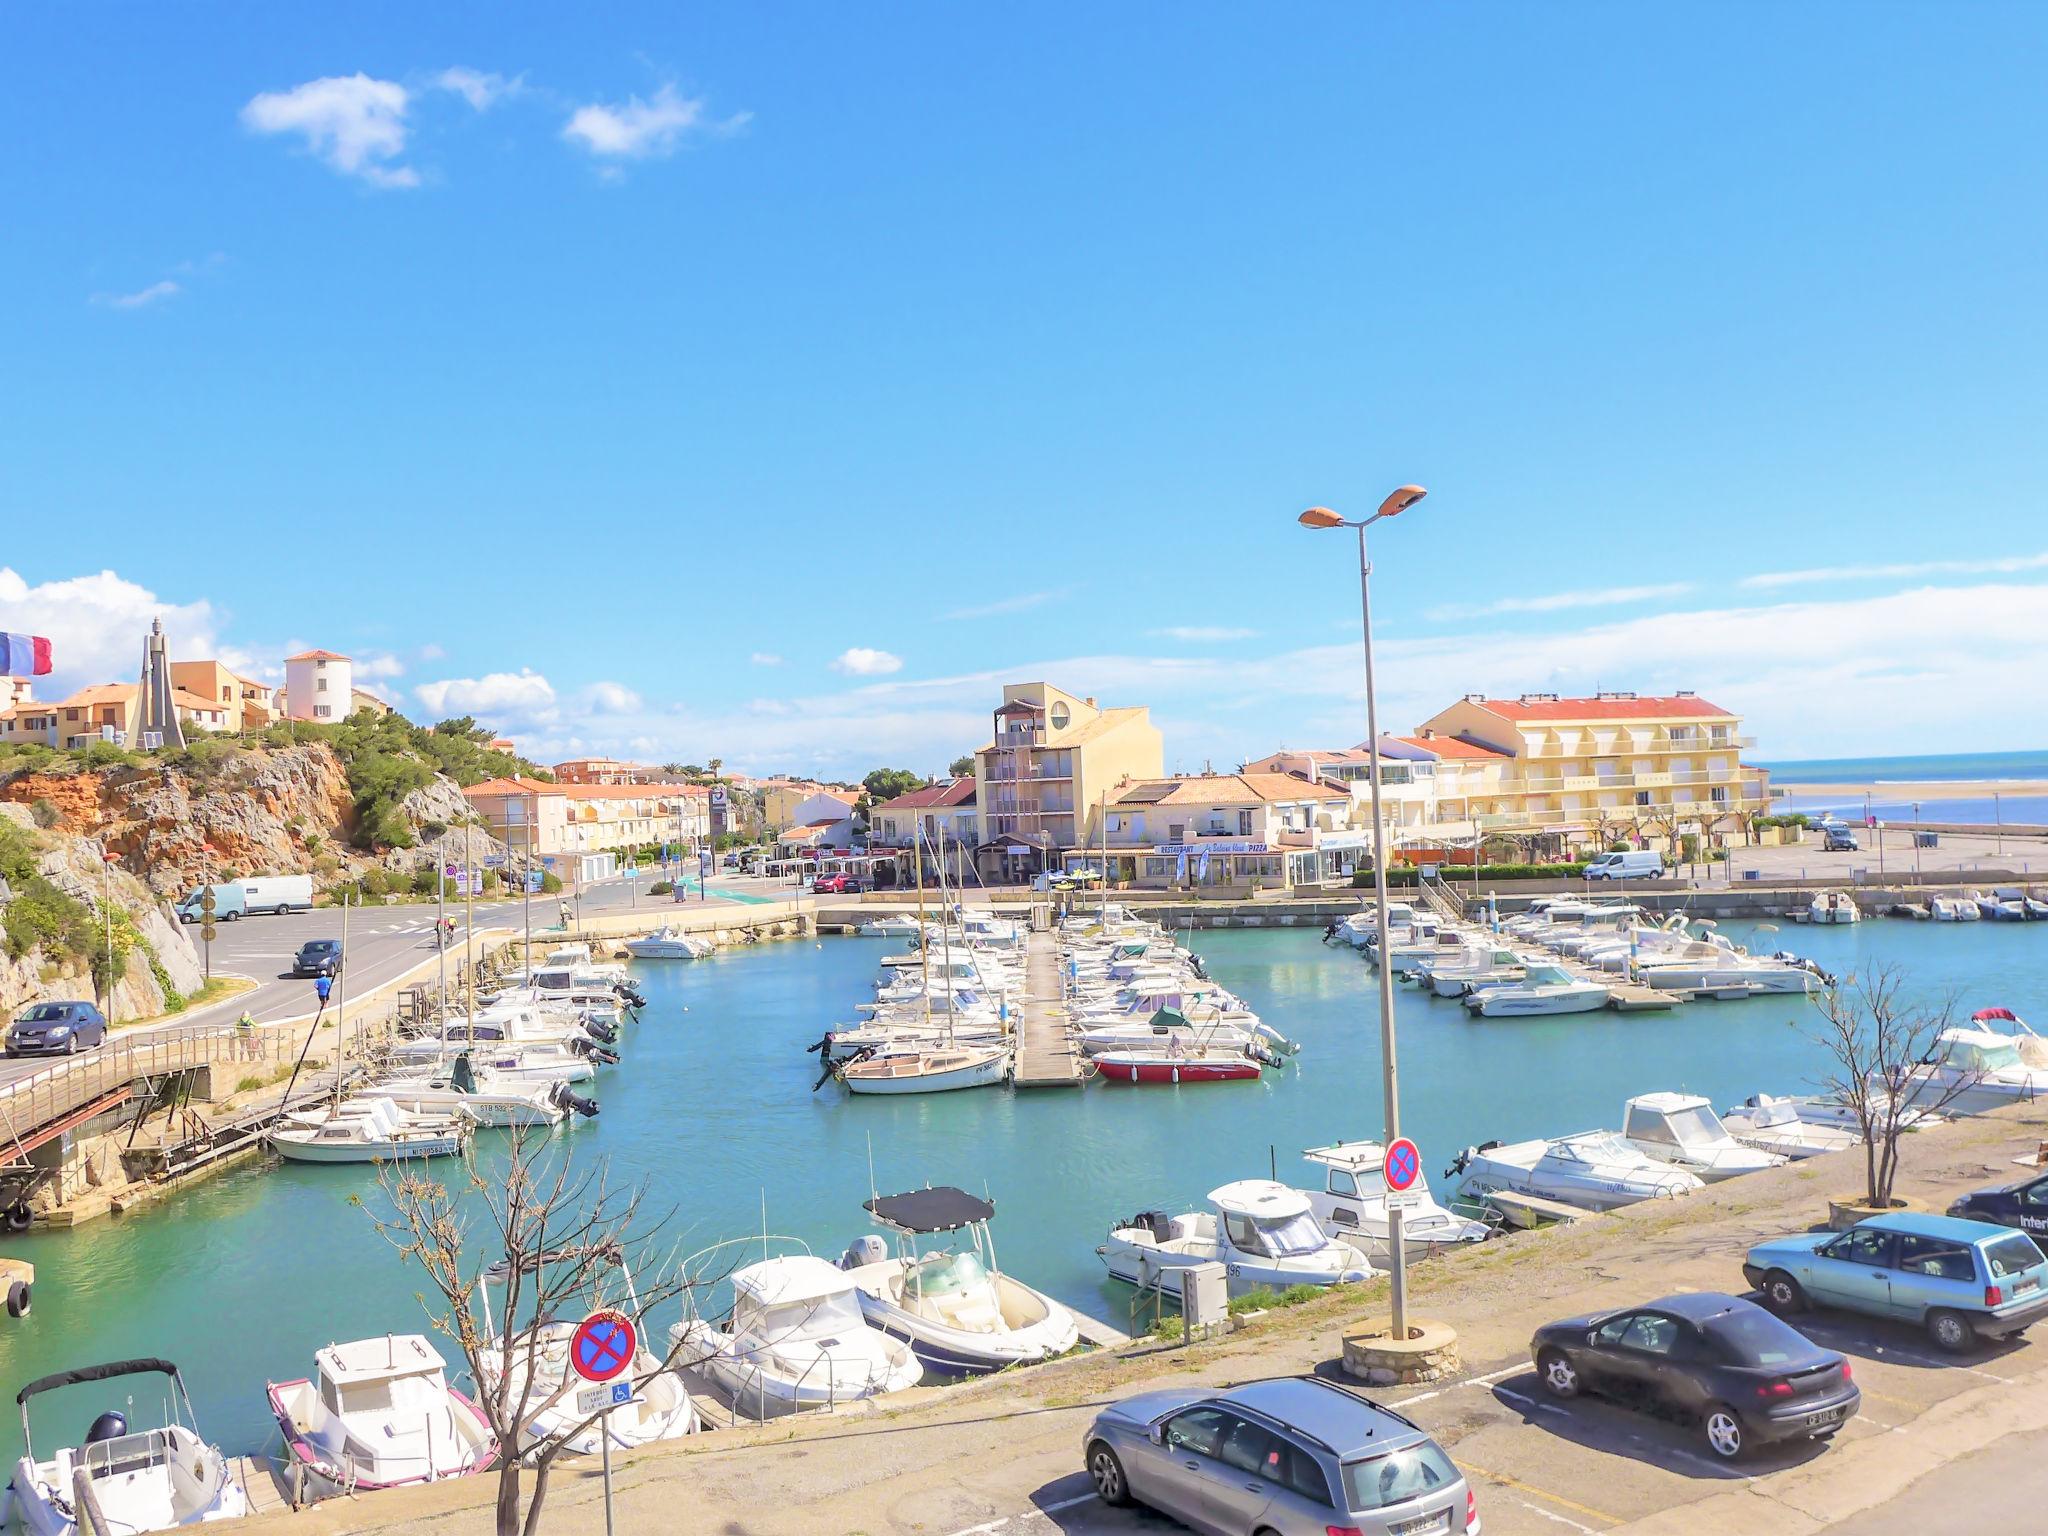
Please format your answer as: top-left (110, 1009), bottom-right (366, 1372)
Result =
top-left (3, 920), bottom-right (2047, 1463)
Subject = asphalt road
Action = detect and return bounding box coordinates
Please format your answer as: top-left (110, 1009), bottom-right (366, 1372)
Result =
top-left (0, 865), bottom-right (805, 1090)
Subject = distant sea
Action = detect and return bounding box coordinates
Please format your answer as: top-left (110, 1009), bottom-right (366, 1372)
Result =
top-left (1761, 749), bottom-right (2048, 826)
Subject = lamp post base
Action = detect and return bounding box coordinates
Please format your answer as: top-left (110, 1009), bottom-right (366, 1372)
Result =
top-left (1340, 1316), bottom-right (1462, 1387)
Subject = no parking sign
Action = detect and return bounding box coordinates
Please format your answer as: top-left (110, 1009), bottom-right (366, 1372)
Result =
top-left (1384, 1137), bottom-right (1423, 1211)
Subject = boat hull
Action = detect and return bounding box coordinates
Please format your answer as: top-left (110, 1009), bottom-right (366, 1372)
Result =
top-left (1094, 1057), bottom-right (1262, 1084)
top-left (269, 1131), bottom-right (466, 1163)
top-left (266, 1379), bottom-right (496, 1497)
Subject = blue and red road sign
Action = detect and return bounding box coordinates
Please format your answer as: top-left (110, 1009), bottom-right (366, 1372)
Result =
top-left (570, 1309), bottom-right (637, 1384)
top-left (1384, 1137), bottom-right (1422, 1194)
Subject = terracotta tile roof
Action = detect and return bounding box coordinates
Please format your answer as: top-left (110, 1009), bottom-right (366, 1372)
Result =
top-left (1117, 772), bottom-right (1348, 807)
top-left (286, 649), bottom-right (351, 663)
top-left (875, 778), bottom-right (976, 812)
top-left (1388, 735), bottom-right (1511, 760)
top-left (1471, 694), bottom-right (1732, 722)
top-left (170, 689), bottom-right (228, 713)
top-left (56, 684), bottom-right (137, 709)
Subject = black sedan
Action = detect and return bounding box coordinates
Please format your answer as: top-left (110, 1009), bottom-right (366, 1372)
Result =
top-left (7, 1000), bottom-right (110, 1056)
top-left (1531, 1291), bottom-right (1858, 1459)
top-left (1948, 1169), bottom-right (2048, 1240)
top-left (291, 939), bottom-right (344, 978)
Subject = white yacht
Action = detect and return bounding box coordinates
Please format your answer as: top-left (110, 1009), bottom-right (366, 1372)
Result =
top-left (671, 1254), bottom-right (923, 1414)
top-left (267, 1335), bottom-right (496, 1496)
top-left (1719, 1095), bottom-right (1862, 1160)
top-left (837, 1186), bottom-right (1078, 1375)
top-left (1294, 1142), bottom-right (1488, 1266)
top-left (1462, 963), bottom-right (1611, 1017)
top-left (475, 1247), bottom-right (700, 1455)
top-left (269, 1098), bottom-right (472, 1164)
top-left (1801, 890), bottom-right (1861, 925)
top-left (623, 926), bottom-right (714, 959)
top-left (1097, 1181), bottom-right (1376, 1297)
top-left (1447, 1131), bottom-right (1704, 1213)
top-left (1619, 1093), bottom-right (1787, 1181)
top-left (1415, 944), bottom-right (1527, 998)
top-left (856, 914), bottom-right (926, 939)
top-left (366, 1052), bottom-right (595, 1128)
top-left (11, 1359), bottom-right (249, 1536)
top-left (1896, 1025), bottom-right (2048, 1114)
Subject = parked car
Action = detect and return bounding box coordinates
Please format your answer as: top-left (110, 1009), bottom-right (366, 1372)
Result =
top-left (1744, 1213), bottom-right (2048, 1352)
top-left (1583, 850), bottom-right (1664, 880)
top-left (1948, 1168), bottom-right (2048, 1238)
top-left (1822, 828), bottom-right (1860, 852)
top-left (812, 873), bottom-right (856, 894)
top-left (291, 939), bottom-right (344, 978)
top-left (1081, 1374), bottom-right (1475, 1535)
top-left (1531, 1292), bottom-right (1857, 1459)
top-left (6, 1001), bottom-right (110, 1057)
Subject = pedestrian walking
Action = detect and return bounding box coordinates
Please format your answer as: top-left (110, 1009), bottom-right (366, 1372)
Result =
top-left (235, 1010), bottom-right (258, 1060)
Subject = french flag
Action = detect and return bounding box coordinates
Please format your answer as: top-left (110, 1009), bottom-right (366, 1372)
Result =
top-left (0, 633), bottom-right (53, 677)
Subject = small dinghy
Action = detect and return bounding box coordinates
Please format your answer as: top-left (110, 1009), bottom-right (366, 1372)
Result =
top-left (267, 1334), bottom-right (495, 1497)
top-left (838, 1186), bottom-right (1078, 1375)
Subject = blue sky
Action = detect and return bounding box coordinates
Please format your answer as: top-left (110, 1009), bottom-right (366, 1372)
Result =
top-left (4, 4), bottom-right (2045, 774)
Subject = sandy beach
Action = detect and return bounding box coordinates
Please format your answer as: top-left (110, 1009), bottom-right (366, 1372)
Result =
top-left (1779, 779), bottom-right (2048, 800)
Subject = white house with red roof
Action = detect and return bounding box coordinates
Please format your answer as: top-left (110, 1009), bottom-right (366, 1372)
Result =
top-left (282, 649), bottom-right (352, 722)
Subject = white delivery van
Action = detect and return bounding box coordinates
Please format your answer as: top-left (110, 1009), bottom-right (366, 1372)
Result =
top-left (238, 874), bottom-right (315, 915)
top-left (1583, 850), bottom-right (1665, 881)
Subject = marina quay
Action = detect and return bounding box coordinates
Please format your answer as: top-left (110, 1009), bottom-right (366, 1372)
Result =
top-left (9, 8), bottom-right (2048, 1534)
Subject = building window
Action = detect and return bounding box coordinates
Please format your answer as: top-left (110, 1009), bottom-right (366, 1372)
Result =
top-left (1049, 701), bottom-right (1070, 730)
top-left (314, 705), bottom-right (332, 719)
top-left (316, 677), bottom-right (329, 692)
top-left (1237, 809), bottom-right (1254, 835)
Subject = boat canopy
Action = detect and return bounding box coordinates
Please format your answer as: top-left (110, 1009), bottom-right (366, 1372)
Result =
top-left (18, 1358), bottom-right (180, 1404)
top-left (732, 1255), bottom-right (860, 1306)
top-left (1208, 1180), bottom-right (1314, 1220)
top-left (864, 1186), bottom-right (996, 1234)
top-left (1302, 1140), bottom-right (1387, 1173)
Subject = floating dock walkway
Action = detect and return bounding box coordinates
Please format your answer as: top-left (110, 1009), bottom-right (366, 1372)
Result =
top-left (1012, 927), bottom-right (1085, 1087)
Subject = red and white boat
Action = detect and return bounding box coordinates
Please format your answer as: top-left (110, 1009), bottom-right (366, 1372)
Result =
top-left (268, 1335), bottom-right (495, 1499)
top-left (1092, 1047), bottom-right (1264, 1085)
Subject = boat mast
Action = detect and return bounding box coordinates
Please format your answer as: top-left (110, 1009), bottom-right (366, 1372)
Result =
top-left (938, 825), bottom-right (957, 1047)
top-left (334, 891), bottom-right (350, 1106)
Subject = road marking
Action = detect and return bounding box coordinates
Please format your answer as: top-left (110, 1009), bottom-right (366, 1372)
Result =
top-left (1396, 1360), bottom-right (1530, 1408)
top-left (1856, 1385), bottom-right (1917, 1408)
top-left (940, 1492), bottom-right (1094, 1536)
top-left (1491, 1384), bottom-right (1569, 1417)
top-left (1455, 1460), bottom-right (1618, 1527)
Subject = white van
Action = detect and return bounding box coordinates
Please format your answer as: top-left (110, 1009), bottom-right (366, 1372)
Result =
top-left (238, 873), bottom-right (315, 915)
top-left (1583, 850), bottom-right (1664, 881)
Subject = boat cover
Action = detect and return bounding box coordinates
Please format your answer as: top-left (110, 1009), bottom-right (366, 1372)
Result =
top-left (864, 1186), bottom-right (996, 1233)
top-left (18, 1358), bottom-right (179, 1403)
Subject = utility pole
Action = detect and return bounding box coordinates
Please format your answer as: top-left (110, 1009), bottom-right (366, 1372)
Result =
top-left (102, 850), bottom-right (116, 1022)
top-left (436, 840), bottom-right (448, 1014)
top-left (524, 787), bottom-right (535, 964)
top-left (463, 817), bottom-right (476, 1023)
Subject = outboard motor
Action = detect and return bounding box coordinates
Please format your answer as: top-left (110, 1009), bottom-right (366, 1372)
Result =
top-left (614, 981), bottom-right (648, 1011)
top-left (549, 1081), bottom-right (600, 1118)
top-left (839, 1234), bottom-right (887, 1270)
top-left (450, 1052), bottom-right (479, 1095)
top-left (583, 1019), bottom-right (620, 1046)
top-left (83, 1411), bottom-right (127, 1447)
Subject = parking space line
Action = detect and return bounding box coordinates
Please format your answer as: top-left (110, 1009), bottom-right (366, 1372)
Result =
top-left (941, 1493), bottom-right (1095, 1536)
top-left (1491, 1384), bottom-right (1570, 1417)
top-left (1455, 1460), bottom-right (1618, 1527)
top-left (1856, 1385), bottom-right (1918, 1408)
top-left (1394, 1360), bottom-right (1528, 1408)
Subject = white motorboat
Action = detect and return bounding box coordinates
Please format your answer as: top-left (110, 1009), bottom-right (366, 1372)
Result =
top-left (1619, 1093), bottom-right (1787, 1181)
top-left (1463, 963), bottom-right (1611, 1017)
top-left (269, 1098), bottom-right (471, 1164)
top-left (1295, 1142), bottom-right (1488, 1266)
top-left (856, 915), bottom-right (927, 939)
top-left (267, 1335), bottom-right (496, 1497)
top-left (1929, 896), bottom-right (1981, 922)
top-left (1896, 1022), bottom-right (2048, 1114)
top-left (475, 1246), bottom-right (700, 1456)
top-left (11, 1359), bottom-right (249, 1536)
top-left (1097, 1181), bottom-right (1376, 1297)
top-left (623, 926), bottom-right (714, 959)
top-left (366, 1053), bottom-right (596, 1128)
top-left (1447, 1132), bottom-right (1704, 1213)
top-left (1746, 1090), bottom-right (1946, 1136)
top-left (837, 1186), bottom-right (1078, 1375)
top-left (1719, 1095), bottom-right (1862, 1160)
top-left (392, 1038), bottom-right (600, 1084)
top-left (1416, 945), bottom-right (1528, 998)
top-left (839, 1045), bottom-right (1011, 1094)
top-left (1333, 903), bottom-right (1430, 949)
top-left (1800, 890), bottom-right (1861, 925)
top-left (391, 1005), bottom-right (616, 1063)
top-left (671, 1254), bottom-right (923, 1414)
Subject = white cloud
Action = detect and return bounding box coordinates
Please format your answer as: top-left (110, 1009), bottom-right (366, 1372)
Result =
top-left (831, 648), bottom-right (903, 677)
top-left (942, 591), bottom-right (1060, 621)
top-left (0, 568), bottom-right (219, 695)
top-left (1741, 552), bottom-right (2048, 590)
top-left (414, 668), bottom-right (556, 721)
top-left (434, 67), bottom-right (518, 111)
top-left (748, 652), bottom-right (784, 667)
top-left (417, 642), bottom-right (446, 661)
top-left (92, 280), bottom-right (181, 310)
top-left (577, 681), bottom-right (643, 715)
top-left (1426, 583), bottom-right (1694, 622)
top-left (241, 74), bottom-right (418, 188)
top-left (561, 83), bottom-right (720, 159)
top-left (353, 652), bottom-right (407, 681)
top-left (1150, 626), bottom-right (1259, 642)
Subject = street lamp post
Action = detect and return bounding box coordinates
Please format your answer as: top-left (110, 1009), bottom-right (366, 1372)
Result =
top-left (1913, 801), bottom-right (1922, 878)
top-left (1301, 485), bottom-right (1427, 1342)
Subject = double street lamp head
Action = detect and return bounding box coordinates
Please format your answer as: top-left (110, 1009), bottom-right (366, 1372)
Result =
top-left (1296, 484), bottom-right (1429, 531)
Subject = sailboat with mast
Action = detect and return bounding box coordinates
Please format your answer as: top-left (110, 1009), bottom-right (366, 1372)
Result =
top-left (839, 826), bottom-right (1011, 1094)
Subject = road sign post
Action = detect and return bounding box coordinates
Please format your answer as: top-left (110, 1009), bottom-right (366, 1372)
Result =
top-left (570, 1309), bottom-right (637, 1536)
top-left (1383, 1136), bottom-right (1423, 1212)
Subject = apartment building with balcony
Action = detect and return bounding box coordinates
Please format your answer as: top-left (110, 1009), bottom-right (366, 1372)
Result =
top-left (1243, 735), bottom-right (1513, 863)
top-left (464, 776), bottom-right (711, 883)
top-left (972, 682), bottom-right (1163, 880)
top-left (869, 777), bottom-right (978, 884)
top-left (1413, 691), bottom-right (1769, 853)
top-left (1091, 772), bottom-right (1355, 890)
top-left (169, 660), bottom-right (276, 732)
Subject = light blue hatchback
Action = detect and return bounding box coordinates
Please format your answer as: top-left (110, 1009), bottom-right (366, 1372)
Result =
top-left (1744, 1212), bottom-right (2048, 1353)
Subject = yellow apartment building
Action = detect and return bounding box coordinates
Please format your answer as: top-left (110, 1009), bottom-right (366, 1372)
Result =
top-left (464, 777), bottom-right (711, 881)
top-left (973, 682), bottom-right (1164, 880)
top-left (1412, 691), bottom-right (1770, 854)
top-left (170, 660), bottom-right (277, 732)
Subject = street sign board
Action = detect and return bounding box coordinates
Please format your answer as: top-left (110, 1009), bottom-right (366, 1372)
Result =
top-left (1384, 1137), bottom-right (1422, 1194)
top-left (1384, 1189), bottom-right (1423, 1211)
top-left (575, 1380), bottom-right (636, 1416)
top-left (570, 1309), bottom-right (636, 1383)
